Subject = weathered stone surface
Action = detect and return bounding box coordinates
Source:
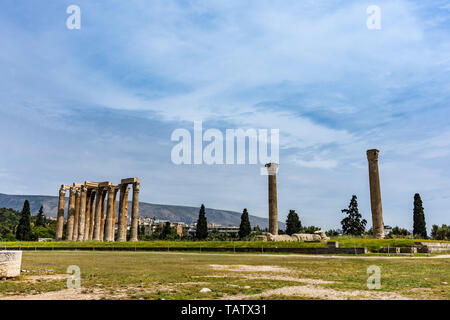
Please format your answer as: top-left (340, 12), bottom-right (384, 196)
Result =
top-left (265, 163), bottom-right (279, 235)
top-left (0, 251), bottom-right (22, 278)
top-left (292, 233), bottom-right (322, 241)
top-left (130, 182), bottom-right (140, 242)
top-left (367, 149), bottom-right (385, 239)
top-left (314, 230), bottom-right (330, 241)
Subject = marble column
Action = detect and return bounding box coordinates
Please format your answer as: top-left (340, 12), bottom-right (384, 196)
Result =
top-left (130, 182), bottom-right (140, 242)
top-left (112, 188), bottom-right (118, 241)
top-left (83, 189), bottom-right (92, 241)
top-left (104, 186), bottom-right (115, 242)
top-left (77, 185), bottom-right (87, 241)
top-left (66, 187), bottom-right (76, 241)
top-left (117, 185), bottom-right (130, 242)
top-left (88, 190), bottom-right (96, 240)
top-left (367, 149), bottom-right (385, 239)
top-left (55, 185), bottom-right (66, 241)
top-left (93, 188), bottom-right (104, 241)
top-left (99, 190), bottom-right (107, 241)
top-left (73, 188), bottom-right (81, 240)
top-left (265, 163), bottom-right (279, 235)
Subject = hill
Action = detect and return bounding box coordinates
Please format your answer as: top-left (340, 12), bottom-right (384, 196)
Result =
top-left (0, 193), bottom-right (283, 229)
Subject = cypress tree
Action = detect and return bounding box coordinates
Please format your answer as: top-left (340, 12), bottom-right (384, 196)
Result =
top-left (238, 208), bottom-right (252, 239)
top-left (341, 195), bottom-right (367, 236)
top-left (413, 193), bottom-right (427, 238)
top-left (196, 204), bottom-right (208, 240)
top-left (35, 205), bottom-right (45, 227)
top-left (285, 210), bottom-right (302, 235)
top-left (16, 200), bottom-right (33, 241)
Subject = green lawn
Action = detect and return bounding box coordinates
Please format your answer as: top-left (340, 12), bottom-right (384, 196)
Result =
top-left (1, 237), bottom-right (448, 252)
top-left (0, 251), bottom-right (448, 300)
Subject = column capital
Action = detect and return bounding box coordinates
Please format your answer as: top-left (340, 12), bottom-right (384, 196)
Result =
top-left (133, 182), bottom-right (140, 192)
top-left (366, 149), bottom-right (380, 161)
top-left (265, 163), bottom-right (279, 175)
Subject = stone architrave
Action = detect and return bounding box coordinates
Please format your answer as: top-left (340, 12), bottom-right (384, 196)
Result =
top-left (104, 186), bottom-right (115, 242)
top-left (77, 185), bottom-right (87, 241)
top-left (130, 182), bottom-right (140, 242)
top-left (367, 149), bottom-right (385, 239)
top-left (265, 163), bottom-right (279, 235)
top-left (66, 187), bottom-right (76, 241)
top-left (55, 185), bottom-right (67, 241)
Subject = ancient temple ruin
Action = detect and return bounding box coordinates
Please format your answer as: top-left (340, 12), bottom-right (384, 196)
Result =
top-left (54, 178), bottom-right (140, 242)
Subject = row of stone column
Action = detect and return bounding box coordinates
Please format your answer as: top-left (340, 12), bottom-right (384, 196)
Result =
top-left (55, 178), bottom-right (140, 242)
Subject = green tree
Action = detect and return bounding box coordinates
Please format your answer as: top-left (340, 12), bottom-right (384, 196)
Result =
top-left (160, 222), bottom-right (172, 240)
top-left (196, 204), bottom-right (208, 240)
top-left (413, 193), bottom-right (427, 238)
top-left (35, 206), bottom-right (45, 227)
top-left (431, 224), bottom-right (449, 240)
top-left (340, 195), bottom-right (367, 236)
top-left (238, 208), bottom-right (252, 239)
top-left (285, 210), bottom-right (301, 235)
top-left (16, 200), bottom-right (33, 241)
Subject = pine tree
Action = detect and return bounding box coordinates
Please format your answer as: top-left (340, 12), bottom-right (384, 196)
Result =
top-left (161, 222), bottom-right (172, 240)
top-left (238, 208), bottom-right (251, 239)
top-left (285, 210), bottom-right (302, 235)
top-left (196, 204), bottom-right (208, 240)
top-left (413, 193), bottom-right (427, 238)
top-left (341, 195), bottom-right (367, 236)
top-left (16, 200), bottom-right (33, 241)
top-left (35, 206), bottom-right (45, 227)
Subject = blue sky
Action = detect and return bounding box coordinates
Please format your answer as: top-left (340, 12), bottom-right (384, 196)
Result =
top-left (0, 0), bottom-right (449, 231)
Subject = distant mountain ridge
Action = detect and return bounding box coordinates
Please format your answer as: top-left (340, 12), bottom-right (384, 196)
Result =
top-left (0, 193), bottom-right (284, 229)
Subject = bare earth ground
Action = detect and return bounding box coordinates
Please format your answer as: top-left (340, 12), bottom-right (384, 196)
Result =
top-left (0, 251), bottom-right (448, 300)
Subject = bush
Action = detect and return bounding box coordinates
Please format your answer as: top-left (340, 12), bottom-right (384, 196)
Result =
top-left (431, 224), bottom-right (449, 240)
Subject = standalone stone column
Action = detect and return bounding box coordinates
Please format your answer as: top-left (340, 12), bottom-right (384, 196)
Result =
top-left (73, 188), bottom-right (81, 240)
top-left (130, 182), bottom-right (140, 242)
top-left (93, 188), bottom-right (104, 241)
top-left (77, 185), bottom-right (87, 241)
top-left (88, 190), bottom-right (96, 240)
top-left (83, 189), bottom-right (92, 241)
top-left (117, 185), bottom-right (130, 242)
top-left (66, 187), bottom-right (76, 241)
top-left (265, 163), bottom-right (279, 235)
top-left (104, 186), bottom-right (115, 242)
top-left (55, 185), bottom-right (66, 241)
top-left (367, 149), bottom-right (385, 239)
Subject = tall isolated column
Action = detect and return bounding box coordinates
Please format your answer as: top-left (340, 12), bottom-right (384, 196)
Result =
top-left (265, 163), bottom-right (279, 235)
top-left (77, 185), bottom-right (87, 241)
top-left (55, 185), bottom-right (66, 241)
top-left (112, 188), bottom-right (118, 241)
top-left (66, 187), bottom-right (76, 241)
top-left (93, 188), bottom-right (104, 241)
top-left (73, 188), bottom-right (81, 240)
top-left (367, 149), bottom-right (385, 239)
top-left (130, 182), bottom-right (140, 242)
top-left (104, 186), bottom-right (115, 242)
top-left (117, 185), bottom-right (130, 242)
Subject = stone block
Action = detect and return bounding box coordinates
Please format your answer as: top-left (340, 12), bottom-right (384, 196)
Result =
top-left (0, 251), bottom-right (22, 278)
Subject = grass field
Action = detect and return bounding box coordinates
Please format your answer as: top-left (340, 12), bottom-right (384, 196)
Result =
top-left (1, 237), bottom-right (448, 252)
top-left (0, 251), bottom-right (448, 300)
